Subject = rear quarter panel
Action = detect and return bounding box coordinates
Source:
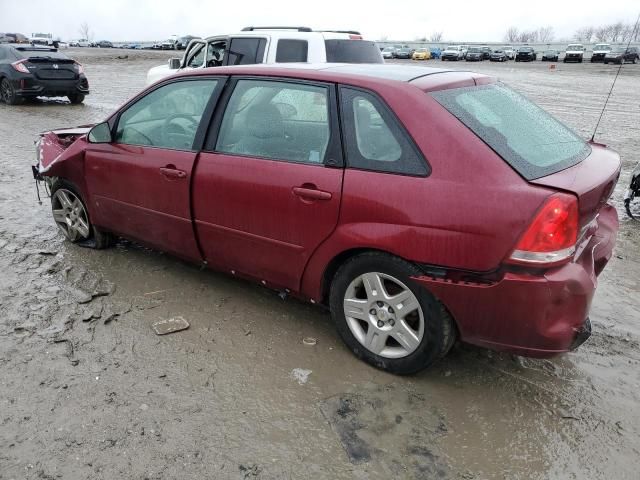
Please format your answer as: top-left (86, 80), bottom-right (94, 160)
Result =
top-left (301, 82), bottom-right (551, 300)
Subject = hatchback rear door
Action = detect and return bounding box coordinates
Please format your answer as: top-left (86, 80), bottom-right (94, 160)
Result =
top-left (193, 77), bottom-right (344, 291)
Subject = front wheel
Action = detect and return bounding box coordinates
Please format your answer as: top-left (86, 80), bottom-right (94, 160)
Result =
top-left (50, 180), bottom-right (113, 249)
top-left (330, 252), bottom-right (455, 375)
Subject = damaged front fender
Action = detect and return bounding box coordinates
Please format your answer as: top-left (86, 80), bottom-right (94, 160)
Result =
top-left (35, 126), bottom-right (93, 175)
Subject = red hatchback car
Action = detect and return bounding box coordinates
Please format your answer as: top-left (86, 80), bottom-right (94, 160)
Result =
top-left (34, 64), bottom-right (620, 374)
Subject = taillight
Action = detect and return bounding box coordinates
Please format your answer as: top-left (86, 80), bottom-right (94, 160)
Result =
top-left (11, 60), bottom-right (30, 74)
top-left (508, 193), bottom-right (579, 266)
top-left (74, 62), bottom-right (84, 74)
top-left (349, 34), bottom-right (363, 40)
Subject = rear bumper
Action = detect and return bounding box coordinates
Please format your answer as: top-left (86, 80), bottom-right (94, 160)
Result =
top-left (10, 76), bottom-right (89, 97)
top-left (412, 204), bottom-right (618, 357)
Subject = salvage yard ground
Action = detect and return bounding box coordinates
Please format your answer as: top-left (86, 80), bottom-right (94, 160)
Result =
top-left (1, 48), bottom-right (639, 479)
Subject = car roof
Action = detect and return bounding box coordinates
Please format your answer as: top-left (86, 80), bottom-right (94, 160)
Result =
top-left (174, 63), bottom-right (493, 92)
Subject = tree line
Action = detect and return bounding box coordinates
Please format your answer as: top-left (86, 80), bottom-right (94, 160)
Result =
top-left (504, 21), bottom-right (639, 44)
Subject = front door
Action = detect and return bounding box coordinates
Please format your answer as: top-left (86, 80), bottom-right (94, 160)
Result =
top-left (85, 78), bottom-right (220, 260)
top-left (193, 78), bottom-right (344, 291)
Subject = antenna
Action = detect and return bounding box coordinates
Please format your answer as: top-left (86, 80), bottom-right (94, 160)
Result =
top-left (590, 12), bottom-right (640, 142)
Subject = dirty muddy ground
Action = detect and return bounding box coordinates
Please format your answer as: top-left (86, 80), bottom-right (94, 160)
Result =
top-left (1, 49), bottom-right (639, 479)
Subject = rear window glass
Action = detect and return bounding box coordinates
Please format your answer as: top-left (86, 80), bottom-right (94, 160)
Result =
top-left (15, 49), bottom-right (69, 60)
top-left (276, 39), bottom-right (308, 62)
top-left (430, 84), bottom-right (590, 180)
top-left (324, 40), bottom-right (383, 63)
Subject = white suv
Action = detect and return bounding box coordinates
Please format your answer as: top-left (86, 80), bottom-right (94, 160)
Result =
top-left (146, 27), bottom-right (383, 85)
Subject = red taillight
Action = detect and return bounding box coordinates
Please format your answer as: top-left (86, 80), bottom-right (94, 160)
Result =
top-left (11, 60), bottom-right (30, 74)
top-left (74, 62), bottom-right (84, 74)
top-left (508, 194), bottom-right (579, 266)
top-left (349, 34), bottom-right (363, 40)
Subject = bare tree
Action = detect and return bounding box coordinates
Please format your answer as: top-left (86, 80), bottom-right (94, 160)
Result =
top-left (415, 36), bottom-right (427, 42)
top-left (504, 26), bottom-right (519, 42)
top-left (574, 26), bottom-right (594, 42)
top-left (78, 21), bottom-right (91, 41)
top-left (610, 22), bottom-right (625, 42)
top-left (538, 26), bottom-right (555, 43)
top-left (594, 25), bottom-right (610, 42)
top-left (430, 31), bottom-right (443, 42)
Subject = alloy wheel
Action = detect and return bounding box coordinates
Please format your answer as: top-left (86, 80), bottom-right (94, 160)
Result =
top-left (343, 272), bottom-right (424, 359)
top-left (51, 189), bottom-right (91, 242)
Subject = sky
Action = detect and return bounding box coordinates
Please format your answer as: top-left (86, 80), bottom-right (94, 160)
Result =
top-left (0, 0), bottom-right (637, 42)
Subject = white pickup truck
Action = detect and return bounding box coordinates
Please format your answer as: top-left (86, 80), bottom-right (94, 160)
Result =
top-left (146, 26), bottom-right (383, 85)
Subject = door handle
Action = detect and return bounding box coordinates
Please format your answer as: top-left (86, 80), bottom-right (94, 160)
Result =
top-left (160, 167), bottom-right (187, 179)
top-left (292, 186), bottom-right (332, 201)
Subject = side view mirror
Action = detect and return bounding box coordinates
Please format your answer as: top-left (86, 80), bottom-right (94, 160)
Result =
top-left (168, 58), bottom-right (181, 69)
top-left (88, 122), bottom-right (112, 144)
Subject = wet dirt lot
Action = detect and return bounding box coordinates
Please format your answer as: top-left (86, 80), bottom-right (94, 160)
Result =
top-left (1, 48), bottom-right (639, 479)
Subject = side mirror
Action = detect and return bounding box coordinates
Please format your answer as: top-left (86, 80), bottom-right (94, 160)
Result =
top-left (88, 122), bottom-right (112, 144)
top-left (168, 58), bottom-right (181, 69)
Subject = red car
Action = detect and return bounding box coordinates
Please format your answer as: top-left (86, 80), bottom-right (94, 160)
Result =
top-left (34, 64), bottom-right (620, 374)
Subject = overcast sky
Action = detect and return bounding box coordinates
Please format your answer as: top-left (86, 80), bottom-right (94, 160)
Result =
top-left (0, 0), bottom-right (637, 42)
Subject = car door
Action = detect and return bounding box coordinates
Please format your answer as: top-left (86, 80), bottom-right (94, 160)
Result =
top-left (193, 78), bottom-right (344, 291)
top-left (84, 77), bottom-right (223, 260)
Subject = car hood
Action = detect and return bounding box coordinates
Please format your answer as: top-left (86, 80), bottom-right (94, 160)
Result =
top-left (146, 63), bottom-right (173, 85)
top-left (37, 126), bottom-right (93, 173)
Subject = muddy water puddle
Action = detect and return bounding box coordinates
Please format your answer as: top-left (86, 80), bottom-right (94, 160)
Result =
top-left (1, 51), bottom-right (639, 479)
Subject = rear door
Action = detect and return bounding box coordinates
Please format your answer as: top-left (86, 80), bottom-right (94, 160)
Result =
top-left (193, 77), bottom-right (344, 290)
top-left (84, 77), bottom-right (223, 260)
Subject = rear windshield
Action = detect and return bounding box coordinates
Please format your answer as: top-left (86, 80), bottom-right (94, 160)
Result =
top-left (324, 40), bottom-right (383, 63)
top-left (430, 84), bottom-right (590, 180)
top-left (15, 49), bottom-right (70, 60)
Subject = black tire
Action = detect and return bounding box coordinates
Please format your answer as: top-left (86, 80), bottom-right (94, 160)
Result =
top-left (329, 252), bottom-right (456, 375)
top-left (1, 78), bottom-right (23, 105)
top-left (50, 179), bottom-right (114, 249)
top-left (68, 93), bottom-right (85, 104)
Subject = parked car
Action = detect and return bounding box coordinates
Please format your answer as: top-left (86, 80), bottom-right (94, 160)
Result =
top-left (394, 47), bottom-right (412, 59)
top-left (381, 47), bottom-right (396, 59)
top-left (465, 47), bottom-right (484, 61)
top-left (480, 46), bottom-right (492, 60)
top-left (590, 43), bottom-right (611, 62)
top-left (489, 49), bottom-right (508, 62)
top-left (161, 36), bottom-right (180, 50)
top-left (503, 46), bottom-right (516, 59)
top-left (563, 44), bottom-right (585, 63)
top-left (95, 40), bottom-right (114, 48)
top-left (541, 49), bottom-right (559, 62)
top-left (429, 47), bottom-right (441, 59)
top-left (412, 48), bottom-right (431, 60)
top-left (624, 162), bottom-right (640, 219)
top-left (0, 44), bottom-right (88, 104)
top-left (604, 46), bottom-right (639, 64)
top-left (441, 45), bottom-right (465, 61)
top-left (459, 45), bottom-right (469, 58)
top-left (33, 63), bottom-right (620, 374)
top-left (515, 46), bottom-right (536, 62)
top-left (146, 27), bottom-right (383, 85)
top-left (177, 35), bottom-right (199, 50)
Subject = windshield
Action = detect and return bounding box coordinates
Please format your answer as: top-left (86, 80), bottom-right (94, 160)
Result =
top-left (469, 48), bottom-right (482, 53)
top-left (494, 50), bottom-right (504, 54)
top-left (382, 47), bottom-right (394, 52)
top-left (611, 46), bottom-right (627, 53)
top-left (430, 84), bottom-right (590, 180)
top-left (416, 48), bottom-right (427, 52)
top-left (324, 40), bottom-right (383, 63)
top-left (594, 44), bottom-right (611, 51)
top-left (519, 47), bottom-right (533, 52)
top-left (567, 45), bottom-right (584, 51)
top-left (446, 46), bottom-right (458, 50)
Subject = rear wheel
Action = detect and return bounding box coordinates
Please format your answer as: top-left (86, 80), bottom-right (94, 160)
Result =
top-left (330, 252), bottom-right (455, 375)
top-left (50, 180), bottom-right (113, 249)
top-left (1, 78), bottom-right (23, 105)
top-left (68, 93), bottom-right (85, 104)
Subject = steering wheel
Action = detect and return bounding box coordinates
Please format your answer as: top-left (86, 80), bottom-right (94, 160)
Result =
top-left (162, 114), bottom-right (199, 139)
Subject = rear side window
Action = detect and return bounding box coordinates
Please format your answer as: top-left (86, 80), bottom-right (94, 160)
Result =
top-left (340, 87), bottom-right (428, 176)
top-left (324, 40), bottom-right (383, 63)
top-left (430, 84), bottom-right (590, 180)
top-left (276, 39), bottom-right (308, 62)
top-left (225, 38), bottom-right (266, 65)
top-left (215, 79), bottom-right (330, 164)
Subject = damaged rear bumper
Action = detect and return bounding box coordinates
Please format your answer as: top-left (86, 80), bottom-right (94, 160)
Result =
top-left (411, 204), bottom-right (618, 357)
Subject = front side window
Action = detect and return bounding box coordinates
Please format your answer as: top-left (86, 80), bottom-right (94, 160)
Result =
top-left (206, 40), bottom-right (226, 67)
top-left (340, 87), bottom-right (428, 176)
top-left (187, 44), bottom-right (205, 68)
top-left (430, 84), bottom-right (590, 179)
top-left (215, 79), bottom-right (330, 164)
top-left (116, 79), bottom-right (217, 150)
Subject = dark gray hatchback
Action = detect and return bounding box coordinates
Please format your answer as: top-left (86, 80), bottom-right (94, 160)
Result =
top-left (0, 45), bottom-right (89, 105)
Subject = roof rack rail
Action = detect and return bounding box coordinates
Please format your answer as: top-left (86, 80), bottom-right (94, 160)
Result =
top-left (317, 30), bottom-right (361, 35)
top-left (242, 26), bottom-right (312, 32)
